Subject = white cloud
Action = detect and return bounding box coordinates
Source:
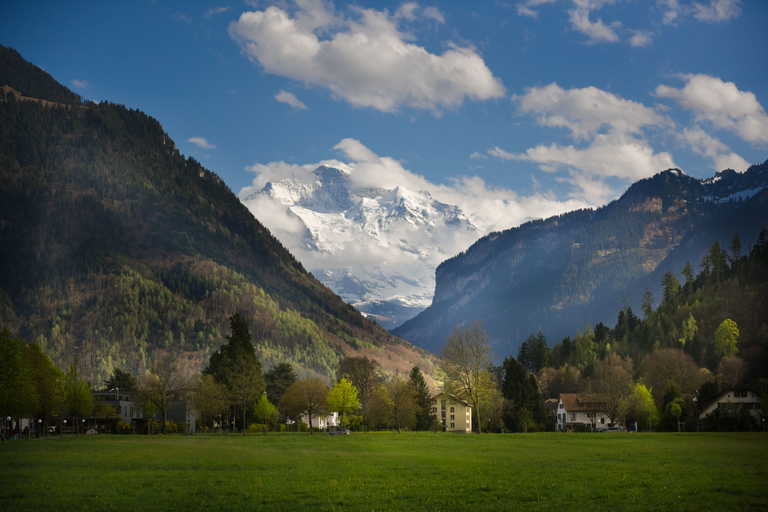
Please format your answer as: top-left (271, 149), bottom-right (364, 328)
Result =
top-left (71, 79), bottom-right (89, 89)
top-left (680, 128), bottom-right (750, 172)
top-left (568, 6), bottom-right (621, 43)
top-left (240, 140), bottom-right (587, 249)
top-left (516, 0), bottom-right (559, 19)
top-left (629, 29), bottom-right (653, 47)
top-left (492, 83), bottom-right (678, 203)
top-left (655, 74), bottom-right (768, 144)
top-left (491, 134), bottom-right (676, 203)
top-left (204, 6), bottom-right (231, 19)
top-left (275, 90), bottom-right (308, 109)
top-left (187, 137), bottom-right (215, 149)
top-left (229, 1), bottom-right (505, 113)
top-left (514, 83), bottom-right (671, 140)
top-left (692, 0), bottom-right (742, 23)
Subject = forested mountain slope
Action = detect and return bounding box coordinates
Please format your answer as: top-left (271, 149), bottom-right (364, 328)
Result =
top-left (393, 162), bottom-right (768, 357)
top-left (0, 45), bottom-right (436, 386)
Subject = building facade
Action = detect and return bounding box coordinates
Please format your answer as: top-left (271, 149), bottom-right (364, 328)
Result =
top-left (432, 393), bottom-right (472, 433)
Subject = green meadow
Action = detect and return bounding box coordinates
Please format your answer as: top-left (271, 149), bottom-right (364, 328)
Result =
top-left (2, 432), bottom-right (767, 511)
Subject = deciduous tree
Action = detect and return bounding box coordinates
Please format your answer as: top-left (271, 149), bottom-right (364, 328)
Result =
top-left (279, 378), bottom-right (328, 434)
top-left (386, 376), bottom-right (417, 433)
top-left (441, 321), bottom-right (493, 433)
top-left (139, 356), bottom-right (189, 434)
top-left (337, 356), bottom-right (380, 432)
top-left (326, 378), bottom-right (359, 427)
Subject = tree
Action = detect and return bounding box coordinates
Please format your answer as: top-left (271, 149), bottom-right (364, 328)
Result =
top-left (103, 368), bottom-right (138, 391)
top-left (441, 321), bottom-right (493, 433)
top-left (253, 393), bottom-right (278, 434)
top-left (64, 362), bottom-right (94, 435)
top-left (24, 342), bottom-right (64, 431)
top-left (517, 332), bottom-right (551, 374)
top-left (0, 330), bottom-right (39, 428)
top-left (279, 378), bottom-right (328, 434)
top-left (714, 319), bottom-right (739, 360)
top-left (326, 378), bottom-right (359, 427)
top-left (337, 356), bottom-right (380, 432)
top-left (641, 289), bottom-right (654, 319)
top-left (716, 356), bottom-right (748, 388)
top-left (537, 365), bottom-right (582, 399)
top-left (661, 271), bottom-right (680, 304)
top-left (681, 261), bottom-right (695, 292)
top-left (386, 376), bottom-right (417, 433)
top-left (191, 374), bottom-right (228, 432)
top-left (204, 314), bottom-right (265, 434)
top-left (640, 348), bottom-right (705, 405)
top-left (229, 357), bottom-right (266, 435)
top-left (679, 313), bottom-right (697, 347)
top-left (265, 363), bottom-right (297, 409)
top-left (409, 366), bottom-right (435, 431)
top-left (139, 356), bottom-right (189, 434)
top-left (501, 356), bottom-right (547, 432)
top-left (625, 383), bottom-right (658, 432)
top-left (588, 353), bottom-right (634, 427)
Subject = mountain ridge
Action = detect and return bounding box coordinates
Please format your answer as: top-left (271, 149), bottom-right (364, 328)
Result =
top-left (393, 161), bottom-right (768, 357)
top-left (0, 45), bottom-right (437, 386)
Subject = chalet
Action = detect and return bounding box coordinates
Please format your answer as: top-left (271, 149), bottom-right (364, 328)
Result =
top-left (698, 381), bottom-right (762, 421)
top-left (556, 393), bottom-right (615, 432)
top-left (432, 393), bottom-right (472, 433)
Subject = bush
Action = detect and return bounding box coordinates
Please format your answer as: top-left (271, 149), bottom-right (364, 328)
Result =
top-left (117, 421), bottom-right (132, 434)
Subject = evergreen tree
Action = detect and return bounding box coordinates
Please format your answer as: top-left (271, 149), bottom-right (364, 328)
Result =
top-left (409, 366), bottom-right (434, 431)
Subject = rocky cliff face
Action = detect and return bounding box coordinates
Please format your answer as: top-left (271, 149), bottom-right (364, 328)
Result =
top-left (393, 162), bottom-right (768, 357)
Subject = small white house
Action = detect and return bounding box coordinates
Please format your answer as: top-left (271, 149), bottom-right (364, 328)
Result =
top-left (299, 411), bottom-right (339, 430)
top-left (698, 381), bottom-right (762, 421)
top-left (556, 393), bottom-right (613, 432)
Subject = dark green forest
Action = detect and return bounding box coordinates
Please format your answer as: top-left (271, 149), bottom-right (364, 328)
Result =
top-left (0, 45), bottom-right (435, 387)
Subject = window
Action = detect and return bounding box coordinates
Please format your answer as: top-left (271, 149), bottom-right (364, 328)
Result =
top-left (450, 407), bottom-right (455, 413)
top-left (571, 413), bottom-right (576, 421)
top-left (734, 390), bottom-right (747, 398)
top-left (441, 411), bottom-right (446, 418)
top-left (441, 401), bottom-right (446, 410)
top-left (450, 415), bottom-right (455, 420)
top-left (450, 423), bottom-right (455, 429)
top-left (601, 418), bottom-right (605, 424)
top-left (559, 403), bottom-right (564, 409)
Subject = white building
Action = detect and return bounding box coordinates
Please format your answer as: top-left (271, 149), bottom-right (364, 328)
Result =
top-left (698, 381), bottom-right (762, 421)
top-left (556, 394), bottom-right (613, 432)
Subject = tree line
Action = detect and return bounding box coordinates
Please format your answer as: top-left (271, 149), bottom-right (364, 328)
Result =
top-left (436, 231), bottom-right (768, 433)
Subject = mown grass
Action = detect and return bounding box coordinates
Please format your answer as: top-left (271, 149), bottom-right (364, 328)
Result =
top-left (2, 432), bottom-right (767, 511)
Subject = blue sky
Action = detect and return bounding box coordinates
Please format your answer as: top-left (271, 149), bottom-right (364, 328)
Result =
top-left (3, 0), bottom-right (767, 233)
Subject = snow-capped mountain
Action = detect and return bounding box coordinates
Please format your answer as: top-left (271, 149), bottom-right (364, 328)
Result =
top-left (240, 165), bottom-right (479, 327)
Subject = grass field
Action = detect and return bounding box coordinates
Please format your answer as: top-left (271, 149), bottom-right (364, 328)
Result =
top-left (2, 432), bottom-right (767, 511)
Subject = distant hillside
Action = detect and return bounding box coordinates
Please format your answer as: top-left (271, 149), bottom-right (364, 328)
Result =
top-left (0, 45), bottom-right (436, 386)
top-left (393, 163), bottom-right (768, 358)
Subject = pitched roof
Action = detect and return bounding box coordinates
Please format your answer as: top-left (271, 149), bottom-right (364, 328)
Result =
top-left (432, 392), bottom-right (473, 408)
top-left (698, 381), bottom-right (761, 412)
top-left (560, 393), bottom-right (607, 411)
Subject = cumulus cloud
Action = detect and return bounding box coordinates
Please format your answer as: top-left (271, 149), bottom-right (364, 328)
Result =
top-left (275, 90), bottom-right (308, 109)
top-left (681, 128), bottom-right (749, 172)
top-left (568, 6), bottom-right (621, 43)
top-left (514, 83), bottom-right (671, 140)
top-left (187, 137), bottom-right (215, 149)
top-left (229, 1), bottom-right (505, 113)
top-left (491, 84), bottom-right (677, 203)
top-left (655, 74), bottom-right (768, 144)
top-left (71, 79), bottom-right (89, 89)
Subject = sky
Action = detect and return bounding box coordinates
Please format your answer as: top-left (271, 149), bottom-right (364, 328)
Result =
top-left (3, 0), bottom-right (768, 239)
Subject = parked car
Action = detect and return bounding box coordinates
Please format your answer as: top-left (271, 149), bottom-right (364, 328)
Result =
top-left (328, 428), bottom-right (351, 435)
top-left (606, 427), bottom-right (624, 432)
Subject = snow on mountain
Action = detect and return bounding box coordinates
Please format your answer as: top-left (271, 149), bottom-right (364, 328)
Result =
top-left (240, 165), bottom-right (479, 327)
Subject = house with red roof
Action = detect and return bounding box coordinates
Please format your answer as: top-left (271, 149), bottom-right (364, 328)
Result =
top-left (556, 393), bottom-right (617, 432)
